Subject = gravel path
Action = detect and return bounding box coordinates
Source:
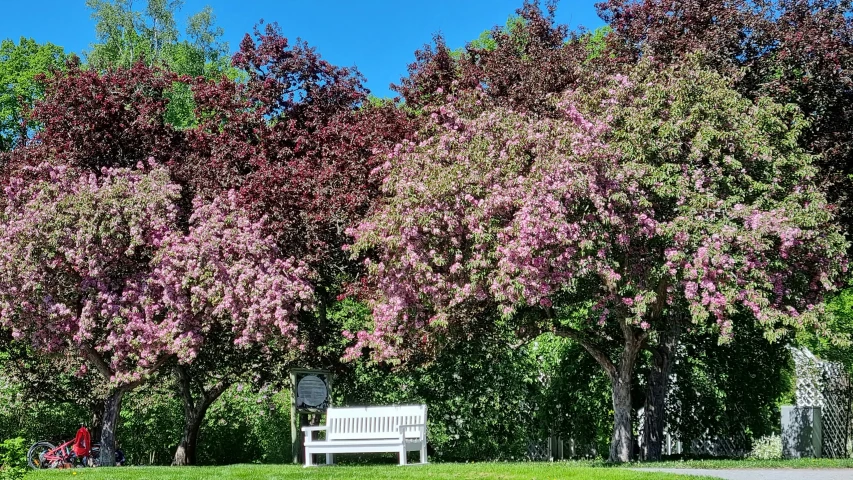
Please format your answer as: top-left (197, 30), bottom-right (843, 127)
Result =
top-left (634, 468), bottom-right (852, 480)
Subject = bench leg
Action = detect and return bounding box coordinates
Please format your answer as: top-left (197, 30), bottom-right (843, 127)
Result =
top-left (304, 447), bottom-right (313, 467)
top-left (326, 453), bottom-right (334, 465)
top-left (399, 447), bottom-right (407, 465)
top-left (420, 444), bottom-right (427, 464)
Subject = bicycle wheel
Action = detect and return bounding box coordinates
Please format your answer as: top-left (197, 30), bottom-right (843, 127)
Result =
top-left (89, 444), bottom-right (101, 467)
top-left (27, 441), bottom-right (56, 469)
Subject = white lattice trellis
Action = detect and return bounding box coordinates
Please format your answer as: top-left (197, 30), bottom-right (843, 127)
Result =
top-left (790, 347), bottom-right (853, 458)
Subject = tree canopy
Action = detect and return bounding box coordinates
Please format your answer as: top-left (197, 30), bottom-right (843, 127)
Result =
top-left (86, 0), bottom-right (228, 75)
top-left (349, 59), bottom-right (848, 461)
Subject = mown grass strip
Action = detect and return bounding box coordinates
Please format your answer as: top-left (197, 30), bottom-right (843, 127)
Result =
top-left (26, 462), bottom-right (719, 480)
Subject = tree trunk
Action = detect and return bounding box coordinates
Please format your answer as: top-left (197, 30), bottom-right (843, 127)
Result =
top-left (173, 408), bottom-right (204, 466)
top-left (641, 324), bottom-right (681, 461)
top-left (78, 343), bottom-right (170, 467)
top-left (608, 331), bottom-right (644, 463)
top-left (172, 366), bottom-right (230, 466)
top-left (99, 390), bottom-right (124, 467)
top-left (15, 115), bottom-right (28, 149)
top-left (610, 366), bottom-right (634, 463)
top-left (555, 321), bottom-right (647, 463)
top-left (88, 402), bottom-right (105, 445)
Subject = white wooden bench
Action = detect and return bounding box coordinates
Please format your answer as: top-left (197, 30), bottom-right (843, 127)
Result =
top-left (302, 404), bottom-right (427, 466)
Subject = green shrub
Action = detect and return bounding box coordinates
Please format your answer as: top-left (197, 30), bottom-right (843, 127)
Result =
top-left (331, 304), bottom-right (543, 461)
top-left (0, 437), bottom-right (27, 480)
top-left (0, 375), bottom-right (88, 443)
top-left (118, 380), bottom-right (183, 465)
top-left (119, 380), bottom-right (292, 466)
top-left (748, 434), bottom-right (782, 460)
top-left (198, 385), bottom-right (291, 465)
top-left (532, 335), bottom-right (613, 458)
top-left (327, 300), bottom-right (610, 461)
top-left (663, 316), bottom-right (793, 451)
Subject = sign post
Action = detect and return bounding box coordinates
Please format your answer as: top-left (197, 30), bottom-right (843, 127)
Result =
top-left (289, 369), bottom-right (333, 464)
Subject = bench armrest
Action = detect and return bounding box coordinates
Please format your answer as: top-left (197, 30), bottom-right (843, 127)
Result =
top-left (302, 426), bottom-right (327, 443)
top-left (301, 426), bottom-right (327, 432)
top-left (398, 423), bottom-right (427, 442)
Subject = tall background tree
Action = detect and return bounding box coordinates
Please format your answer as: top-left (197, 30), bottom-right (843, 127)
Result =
top-left (0, 38), bottom-right (65, 152)
top-left (86, 0), bottom-right (227, 75)
top-left (85, 0), bottom-right (232, 131)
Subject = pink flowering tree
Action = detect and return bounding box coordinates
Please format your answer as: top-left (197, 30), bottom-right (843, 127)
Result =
top-left (348, 60), bottom-right (848, 462)
top-left (0, 162), bottom-right (313, 466)
top-left (155, 191), bottom-right (313, 466)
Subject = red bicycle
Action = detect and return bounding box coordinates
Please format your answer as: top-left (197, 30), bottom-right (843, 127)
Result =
top-left (26, 440), bottom-right (100, 469)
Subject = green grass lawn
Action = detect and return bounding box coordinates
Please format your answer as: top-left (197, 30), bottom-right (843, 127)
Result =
top-left (24, 458), bottom-right (853, 479)
top-left (25, 463), bottom-right (717, 480)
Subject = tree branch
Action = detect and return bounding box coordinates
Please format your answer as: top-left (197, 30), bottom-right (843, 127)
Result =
top-left (652, 278), bottom-right (669, 319)
top-left (553, 325), bottom-right (617, 379)
top-left (199, 379), bottom-right (231, 415)
top-left (175, 364), bottom-right (195, 413)
top-left (81, 344), bottom-right (113, 380)
top-left (118, 354), bottom-right (176, 393)
top-left (206, 380), bottom-right (231, 402)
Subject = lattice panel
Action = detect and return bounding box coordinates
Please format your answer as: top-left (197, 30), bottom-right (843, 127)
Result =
top-left (791, 347), bottom-right (853, 458)
top-left (526, 439), bottom-right (552, 461)
top-left (688, 434), bottom-right (749, 458)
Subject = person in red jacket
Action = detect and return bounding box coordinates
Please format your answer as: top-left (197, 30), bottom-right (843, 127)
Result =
top-left (72, 423), bottom-right (91, 467)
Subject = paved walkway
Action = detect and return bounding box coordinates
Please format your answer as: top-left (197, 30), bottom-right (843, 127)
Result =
top-left (635, 468), bottom-right (852, 480)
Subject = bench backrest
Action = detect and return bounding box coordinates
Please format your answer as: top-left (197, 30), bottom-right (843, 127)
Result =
top-left (326, 404), bottom-right (427, 441)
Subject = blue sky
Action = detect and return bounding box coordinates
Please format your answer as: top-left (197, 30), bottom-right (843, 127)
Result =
top-left (1, 1), bottom-right (604, 97)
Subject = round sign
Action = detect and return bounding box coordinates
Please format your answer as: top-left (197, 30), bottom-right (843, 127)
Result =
top-left (297, 375), bottom-right (328, 407)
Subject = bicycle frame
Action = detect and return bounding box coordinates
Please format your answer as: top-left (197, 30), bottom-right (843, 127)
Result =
top-left (36, 439), bottom-right (76, 468)
top-left (29, 438), bottom-right (105, 469)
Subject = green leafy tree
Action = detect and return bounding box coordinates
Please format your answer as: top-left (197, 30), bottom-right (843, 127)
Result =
top-left (142, 0), bottom-right (181, 60)
top-left (582, 26), bottom-right (611, 61)
top-left (86, 0), bottom-right (146, 68)
top-left (86, 0), bottom-right (231, 130)
top-left (186, 6), bottom-right (226, 69)
top-left (86, 0), bottom-right (225, 73)
top-left (453, 15), bottom-right (527, 56)
top-left (798, 283), bottom-right (853, 373)
top-left (0, 38), bottom-right (65, 151)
